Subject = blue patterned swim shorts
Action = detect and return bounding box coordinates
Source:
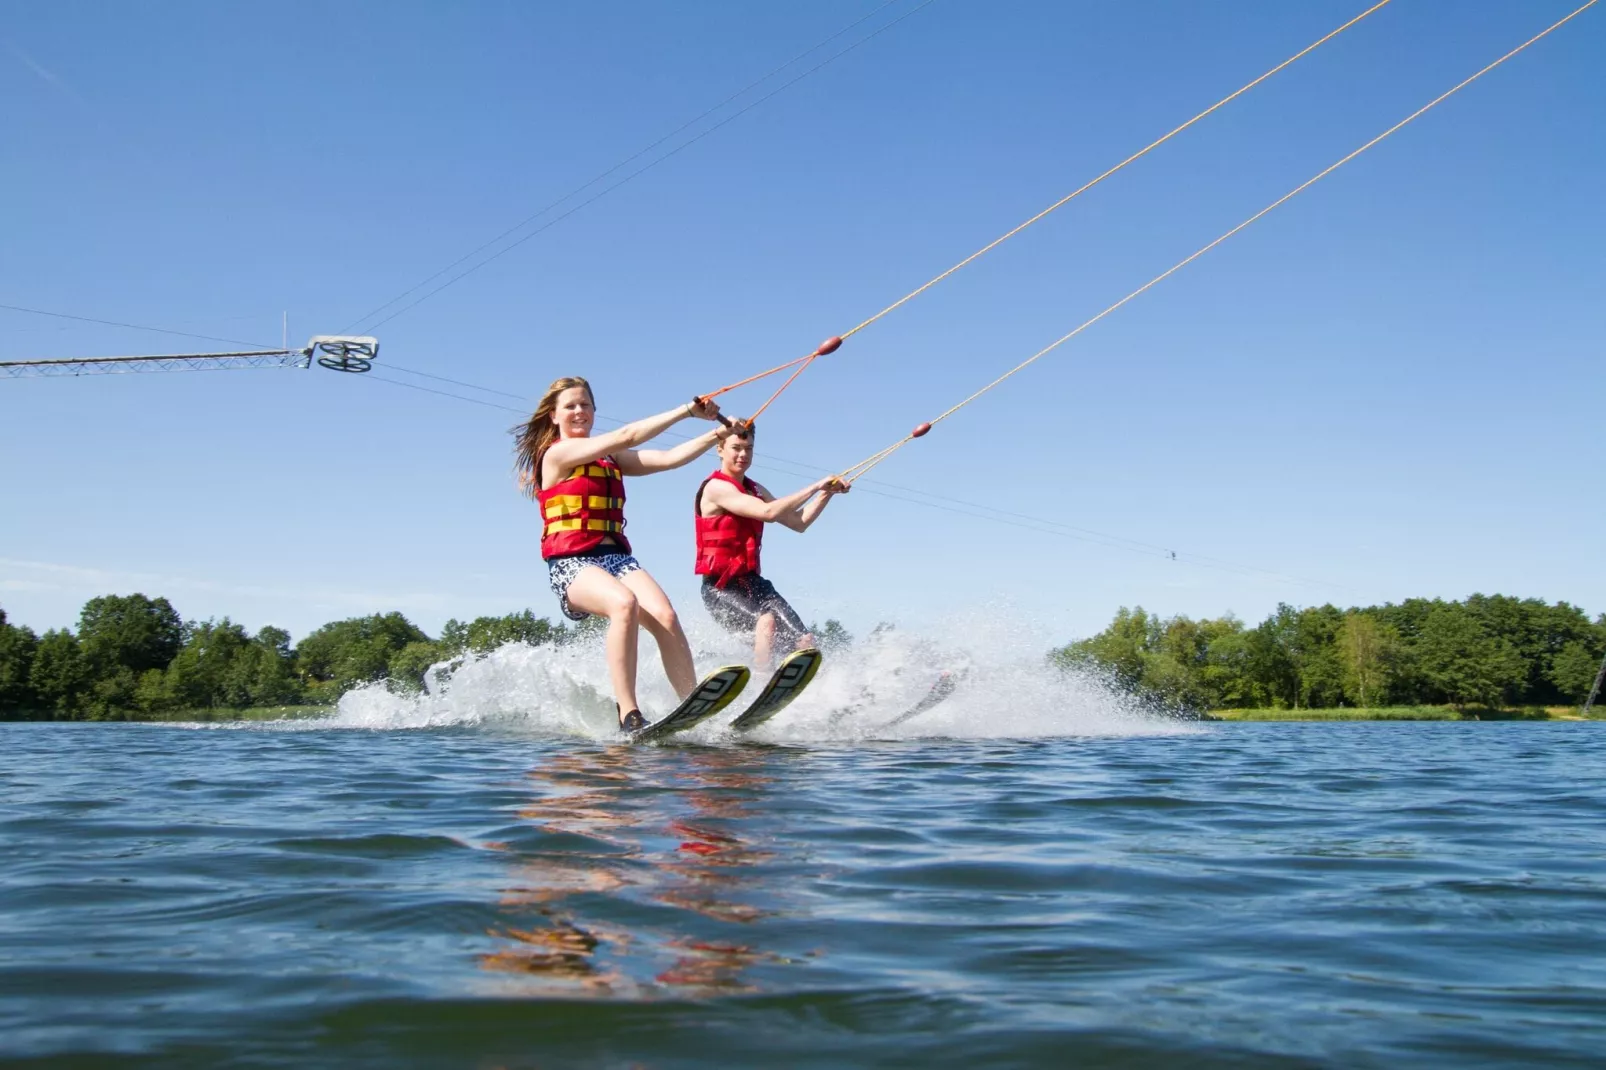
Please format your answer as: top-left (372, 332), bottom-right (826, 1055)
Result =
top-left (547, 552), bottom-right (642, 621)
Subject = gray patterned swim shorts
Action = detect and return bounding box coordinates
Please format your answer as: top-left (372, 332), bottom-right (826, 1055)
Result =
top-left (547, 552), bottom-right (642, 621)
top-left (701, 573), bottom-right (808, 650)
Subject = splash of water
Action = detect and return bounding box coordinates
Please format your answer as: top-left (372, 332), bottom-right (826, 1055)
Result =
top-left (325, 609), bottom-right (1194, 742)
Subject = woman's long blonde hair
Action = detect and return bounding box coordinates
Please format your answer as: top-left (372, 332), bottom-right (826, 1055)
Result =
top-left (512, 376), bottom-right (593, 498)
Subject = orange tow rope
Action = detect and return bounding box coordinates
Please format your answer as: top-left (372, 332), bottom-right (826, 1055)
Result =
top-left (692, 0), bottom-right (1394, 424)
top-left (836, 0), bottom-right (1599, 485)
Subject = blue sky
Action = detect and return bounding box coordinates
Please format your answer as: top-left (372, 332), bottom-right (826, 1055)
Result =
top-left (3, 0), bottom-right (1602, 644)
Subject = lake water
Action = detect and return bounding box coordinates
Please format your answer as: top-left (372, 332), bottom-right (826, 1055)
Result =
top-left (3, 656), bottom-right (1604, 1068)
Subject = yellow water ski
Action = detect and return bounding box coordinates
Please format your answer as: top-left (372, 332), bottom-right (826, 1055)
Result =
top-left (631, 665), bottom-right (750, 743)
top-left (729, 648), bottom-right (823, 732)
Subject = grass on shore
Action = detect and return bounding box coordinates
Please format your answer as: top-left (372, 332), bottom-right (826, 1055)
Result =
top-left (4, 705), bottom-right (336, 723)
top-left (1211, 705), bottom-right (1589, 722)
top-left (140, 705), bottom-right (334, 723)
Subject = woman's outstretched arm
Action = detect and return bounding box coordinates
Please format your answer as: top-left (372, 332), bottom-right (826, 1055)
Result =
top-left (617, 425), bottom-right (723, 476)
top-left (546, 398), bottom-right (721, 475)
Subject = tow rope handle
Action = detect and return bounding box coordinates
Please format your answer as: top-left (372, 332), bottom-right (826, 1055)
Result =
top-left (693, 335), bottom-right (844, 429)
top-left (691, 398), bottom-right (758, 437)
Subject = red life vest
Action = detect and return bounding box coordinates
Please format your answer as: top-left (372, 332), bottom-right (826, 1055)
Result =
top-left (695, 470), bottom-right (764, 588)
top-left (537, 455), bottom-right (630, 560)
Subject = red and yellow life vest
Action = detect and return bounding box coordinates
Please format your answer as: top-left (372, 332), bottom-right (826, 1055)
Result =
top-left (694, 470), bottom-right (764, 588)
top-left (538, 456), bottom-right (630, 560)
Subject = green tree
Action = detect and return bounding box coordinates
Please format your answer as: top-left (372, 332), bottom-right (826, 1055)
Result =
top-left (0, 608), bottom-right (41, 718)
top-left (438, 618), bottom-right (468, 652)
top-left (86, 668), bottom-right (143, 720)
top-left (388, 641), bottom-right (451, 694)
top-left (1414, 602), bottom-right (1527, 708)
top-left (78, 594), bottom-right (183, 677)
top-left (232, 626), bottom-right (304, 706)
top-left (441, 610), bottom-right (563, 655)
top-left (29, 629), bottom-right (91, 719)
top-left (133, 620), bottom-right (301, 713)
top-left (1149, 615), bottom-right (1214, 708)
top-left (1548, 615), bottom-right (1606, 705)
top-left (163, 619), bottom-right (255, 709)
top-left (68, 594), bottom-right (184, 717)
top-left (1054, 606), bottom-right (1154, 688)
top-left (1061, 595), bottom-right (1601, 713)
top-left (134, 668), bottom-right (175, 714)
top-left (807, 618), bottom-right (854, 652)
top-left (1200, 617), bottom-right (1257, 708)
top-left (1244, 606), bottom-right (1300, 708)
top-left (296, 612), bottom-right (431, 696)
top-left (1055, 609), bottom-right (1255, 711)
top-left (1290, 605), bottom-right (1345, 708)
top-left (1337, 611), bottom-right (1399, 707)
top-left (1462, 594), bottom-right (1597, 704)
top-left (1372, 597), bottom-right (1463, 704)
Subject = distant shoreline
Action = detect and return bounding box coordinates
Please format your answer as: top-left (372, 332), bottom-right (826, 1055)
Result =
top-left (1, 706), bottom-right (335, 724)
top-left (1209, 706), bottom-right (1593, 722)
top-left (8, 705), bottom-right (1599, 726)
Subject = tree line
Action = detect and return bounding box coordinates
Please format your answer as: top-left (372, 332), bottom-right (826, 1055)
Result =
top-left (0, 595), bottom-right (602, 720)
top-left (0, 596), bottom-right (857, 721)
top-left (1053, 595), bottom-right (1606, 712)
top-left (6, 592), bottom-right (1600, 720)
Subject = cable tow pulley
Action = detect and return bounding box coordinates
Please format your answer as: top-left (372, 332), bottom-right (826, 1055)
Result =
top-left (0, 334), bottom-right (384, 379)
top-left (309, 335), bottom-right (381, 374)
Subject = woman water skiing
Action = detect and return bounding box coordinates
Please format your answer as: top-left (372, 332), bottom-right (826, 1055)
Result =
top-left (696, 422), bottom-right (846, 669)
top-left (514, 377), bottom-right (724, 733)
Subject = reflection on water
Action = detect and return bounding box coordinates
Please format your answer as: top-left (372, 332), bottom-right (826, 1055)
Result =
top-left (483, 746), bottom-right (790, 996)
top-left (9, 723), bottom-right (1606, 1067)
top-left (655, 754), bottom-right (786, 990)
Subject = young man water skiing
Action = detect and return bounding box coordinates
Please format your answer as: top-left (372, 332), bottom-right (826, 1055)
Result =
top-left (695, 423), bottom-right (846, 669)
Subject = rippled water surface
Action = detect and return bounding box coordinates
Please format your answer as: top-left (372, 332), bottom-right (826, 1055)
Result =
top-left (3, 720), bottom-right (1604, 1068)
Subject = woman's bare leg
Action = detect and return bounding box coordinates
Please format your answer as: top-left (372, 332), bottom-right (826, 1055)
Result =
top-left (564, 568), bottom-right (641, 719)
top-left (619, 568), bottom-right (697, 699)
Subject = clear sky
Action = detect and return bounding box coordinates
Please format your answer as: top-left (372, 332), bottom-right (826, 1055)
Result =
top-left (3, 0), bottom-right (1602, 645)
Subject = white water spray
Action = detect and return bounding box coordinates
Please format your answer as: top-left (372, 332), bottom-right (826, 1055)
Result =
top-left (323, 608), bottom-right (1194, 742)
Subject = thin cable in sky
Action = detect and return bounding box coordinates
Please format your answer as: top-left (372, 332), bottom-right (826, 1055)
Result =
top-left (355, 368), bottom-right (1343, 590)
top-left (365, 372), bottom-right (528, 413)
top-left (841, 0), bottom-right (1603, 484)
top-left (745, 452), bottom-right (1347, 590)
top-left (0, 303), bottom-right (270, 351)
top-left (347, 0), bottom-right (941, 335)
top-left (385, 362), bottom-right (528, 400)
top-left (339, 0), bottom-right (907, 335)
